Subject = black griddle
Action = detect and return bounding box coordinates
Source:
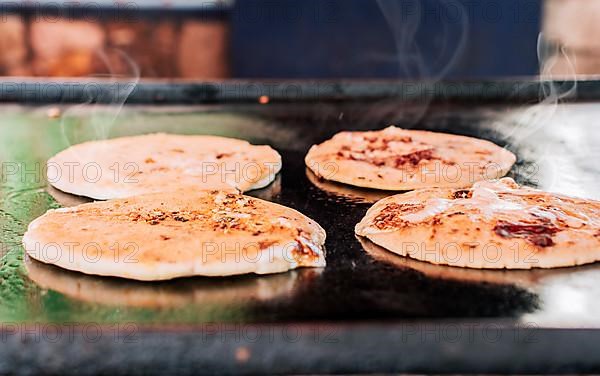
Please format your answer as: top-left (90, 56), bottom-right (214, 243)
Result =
top-left (1, 79), bottom-right (600, 375)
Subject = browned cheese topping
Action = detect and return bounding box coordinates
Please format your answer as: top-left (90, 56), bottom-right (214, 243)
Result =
top-left (452, 189), bottom-right (473, 199)
top-left (128, 209), bottom-right (207, 225)
top-left (490, 195), bottom-right (589, 248)
top-left (125, 192), bottom-right (266, 233)
top-left (292, 229), bottom-right (324, 264)
top-left (494, 220), bottom-right (561, 247)
top-left (373, 202), bottom-right (425, 230)
top-left (335, 134), bottom-right (438, 168)
top-left (370, 188), bottom-right (571, 248)
top-left (119, 192), bottom-right (322, 261)
top-left (363, 179), bottom-right (600, 255)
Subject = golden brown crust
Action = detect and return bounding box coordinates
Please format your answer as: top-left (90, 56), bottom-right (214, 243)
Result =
top-left (355, 178), bottom-right (600, 269)
top-left (305, 126), bottom-right (516, 190)
top-left (23, 190), bottom-right (326, 281)
top-left (48, 133), bottom-right (282, 199)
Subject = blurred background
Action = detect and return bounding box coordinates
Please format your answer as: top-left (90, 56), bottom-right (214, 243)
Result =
top-left (0, 0), bottom-right (593, 80)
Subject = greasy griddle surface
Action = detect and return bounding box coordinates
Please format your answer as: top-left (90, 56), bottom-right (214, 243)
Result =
top-left (2, 102), bottom-right (599, 326)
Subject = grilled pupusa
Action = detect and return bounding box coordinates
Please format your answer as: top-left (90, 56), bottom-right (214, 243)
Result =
top-left (23, 190), bottom-right (326, 281)
top-left (356, 178), bottom-right (600, 269)
top-left (48, 133), bottom-right (282, 199)
top-left (306, 126), bottom-right (516, 190)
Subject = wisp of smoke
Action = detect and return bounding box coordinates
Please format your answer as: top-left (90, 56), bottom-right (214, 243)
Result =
top-left (503, 33), bottom-right (576, 145)
top-left (58, 47), bottom-right (140, 146)
top-left (368, 0), bottom-right (469, 128)
top-left (500, 32), bottom-right (585, 195)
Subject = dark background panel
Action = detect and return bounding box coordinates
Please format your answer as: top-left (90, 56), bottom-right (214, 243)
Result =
top-left (231, 0), bottom-right (542, 79)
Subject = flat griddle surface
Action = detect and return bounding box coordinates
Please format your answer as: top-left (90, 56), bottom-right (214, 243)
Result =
top-left (1, 102), bottom-right (600, 374)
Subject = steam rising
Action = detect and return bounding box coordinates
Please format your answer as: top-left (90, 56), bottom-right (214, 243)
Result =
top-left (59, 48), bottom-right (140, 146)
top-left (503, 33), bottom-right (576, 145)
top-left (499, 32), bottom-right (585, 195)
top-left (373, 3), bottom-right (594, 198)
top-left (377, 0), bottom-right (468, 79)
top-left (370, 0), bottom-right (469, 127)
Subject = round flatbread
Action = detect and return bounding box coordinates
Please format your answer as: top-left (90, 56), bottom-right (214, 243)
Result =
top-left (23, 190), bottom-right (326, 281)
top-left (355, 178), bottom-right (600, 269)
top-left (305, 126), bottom-right (516, 190)
top-left (47, 133), bottom-right (282, 199)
